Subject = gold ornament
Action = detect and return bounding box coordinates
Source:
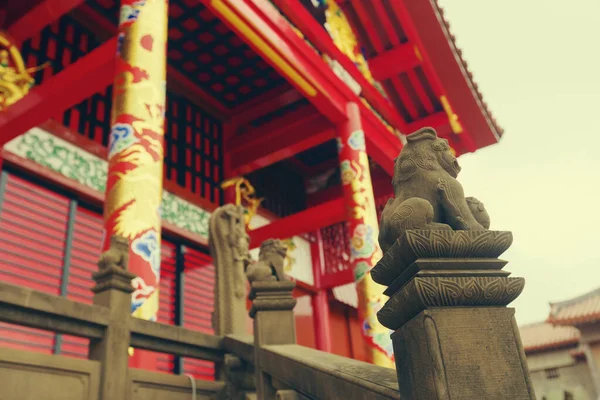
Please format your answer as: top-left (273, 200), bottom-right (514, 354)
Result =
top-left (221, 177), bottom-right (264, 226)
top-left (0, 32), bottom-right (49, 110)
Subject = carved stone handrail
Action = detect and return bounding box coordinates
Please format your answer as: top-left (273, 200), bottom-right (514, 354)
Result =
top-left (129, 317), bottom-right (225, 362)
top-left (0, 281), bottom-right (109, 339)
top-left (259, 344), bottom-right (400, 399)
top-left (223, 334), bottom-right (255, 364)
top-left (223, 335), bottom-right (401, 399)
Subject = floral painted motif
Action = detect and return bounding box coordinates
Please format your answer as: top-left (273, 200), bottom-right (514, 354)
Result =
top-left (348, 129), bottom-right (366, 151)
top-left (132, 230), bottom-right (161, 279)
top-left (350, 224), bottom-right (376, 260)
top-left (5, 129), bottom-right (211, 240)
top-left (8, 128), bottom-right (108, 191)
top-left (354, 261), bottom-right (370, 283)
top-left (161, 191), bottom-right (210, 239)
top-left (119, 0), bottom-right (146, 24)
top-left (363, 296), bottom-right (395, 359)
top-left (108, 123), bottom-right (139, 158)
top-left (130, 276), bottom-right (155, 313)
top-left (340, 160), bottom-right (356, 185)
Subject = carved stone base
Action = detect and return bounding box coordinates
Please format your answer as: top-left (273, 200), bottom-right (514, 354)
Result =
top-left (249, 281), bottom-right (296, 319)
top-left (378, 272), bottom-right (525, 330)
top-left (372, 230), bottom-right (513, 286)
top-left (392, 307), bottom-right (535, 400)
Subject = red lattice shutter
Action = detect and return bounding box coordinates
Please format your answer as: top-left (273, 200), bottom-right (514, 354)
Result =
top-left (182, 247), bottom-right (215, 380)
top-left (61, 206), bottom-right (104, 358)
top-left (0, 172), bottom-right (68, 353)
top-left (157, 240), bottom-right (177, 373)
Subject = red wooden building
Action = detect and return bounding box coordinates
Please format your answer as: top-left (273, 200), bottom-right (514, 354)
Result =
top-left (0, 0), bottom-right (503, 375)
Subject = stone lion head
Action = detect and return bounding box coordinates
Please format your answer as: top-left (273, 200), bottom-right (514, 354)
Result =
top-left (259, 239), bottom-right (288, 260)
top-left (393, 127), bottom-right (461, 185)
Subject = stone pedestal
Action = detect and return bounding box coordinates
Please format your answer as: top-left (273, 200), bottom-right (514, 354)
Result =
top-left (89, 264), bottom-right (136, 400)
top-left (373, 230), bottom-right (536, 400)
top-left (249, 280), bottom-right (297, 400)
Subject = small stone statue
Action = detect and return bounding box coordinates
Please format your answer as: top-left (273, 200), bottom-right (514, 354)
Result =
top-left (246, 239), bottom-right (288, 283)
top-left (209, 204), bottom-right (251, 335)
top-left (98, 235), bottom-right (129, 270)
top-left (378, 127), bottom-right (489, 253)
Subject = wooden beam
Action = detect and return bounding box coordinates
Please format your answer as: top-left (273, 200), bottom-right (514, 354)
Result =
top-left (0, 37), bottom-right (116, 146)
top-left (230, 117), bottom-right (335, 175)
top-left (249, 198), bottom-right (345, 248)
top-left (6, 0), bottom-right (83, 44)
top-left (369, 44), bottom-right (420, 82)
top-left (230, 88), bottom-right (305, 127)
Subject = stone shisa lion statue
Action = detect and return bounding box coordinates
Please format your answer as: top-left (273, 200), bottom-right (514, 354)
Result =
top-left (372, 127), bottom-right (522, 329)
top-left (373, 128), bottom-right (532, 399)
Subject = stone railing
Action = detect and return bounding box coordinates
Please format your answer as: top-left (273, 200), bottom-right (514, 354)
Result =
top-left (0, 273), bottom-right (227, 400)
top-left (0, 230), bottom-right (536, 400)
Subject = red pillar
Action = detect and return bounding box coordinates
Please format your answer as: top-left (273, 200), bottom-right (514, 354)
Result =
top-left (336, 102), bottom-right (394, 367)
top-left (310, 230), bottom-right (332, 352)
top-left (103, 0), bottom-right (169, 371)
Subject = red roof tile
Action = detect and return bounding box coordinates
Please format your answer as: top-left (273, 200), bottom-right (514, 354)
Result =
top-left (547, 288), bottom-right (600, 326)
top-left (520, 322), bottom-right (580, 353)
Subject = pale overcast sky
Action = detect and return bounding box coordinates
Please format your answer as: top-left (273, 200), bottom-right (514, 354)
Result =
top-left (435, 0), bottom-right (600, 325)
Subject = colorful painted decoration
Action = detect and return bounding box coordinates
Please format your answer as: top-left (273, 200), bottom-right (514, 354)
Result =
top-left (338, 110), bottom-right (394, 368)
top-left (322, 0), bottom-right (376, 84)
top-left (0, 32), bottom-right (48, 110)
top-left (103, 0), bottom-right (168, 353)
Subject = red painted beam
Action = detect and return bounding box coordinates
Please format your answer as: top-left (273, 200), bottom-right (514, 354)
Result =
top-left (407, 111), bottom-right (448, 133)
top-left (306, 172), bottom-right (391, 208)
top-left (0, 37), bottom-right (116, 147)
top-left (320, 269), bottom-right (353, 290)
top-left (406, 69), bottom-right (435, 115)
top-left (230, 115), bottom-right (335, 175)
top-left (349, 0), bottom-right (384, 53)
top-left (369, 44), bottom-right (420, 82)
top-left (228, 104), bottom-right (317, 150)
top-left (370, 0), bottom-right (401, 47)
top-left (249, 198), bottom-right (345, 249)
top-left (268, 0), bottom-right (407, 132)
top-left (6, 0), bottom-right (83, 44)
top-left (231, 88), bottom-right (305, 127)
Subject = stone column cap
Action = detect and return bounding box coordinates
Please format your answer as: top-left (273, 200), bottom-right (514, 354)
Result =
top-left (372, 229), bottom-right (514, 286)
top-left (377, 274), bottom-right (525, 330)
top-left (249, 280), bottom-right (296, 318)
top-left (92, 265), bottom-right (136, 294)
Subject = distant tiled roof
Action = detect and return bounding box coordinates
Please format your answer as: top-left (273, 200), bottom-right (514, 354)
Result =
top-left (547, 288), bottom-right (600, 326)
top-left (520, 322), bottom-right (580, 353)
top-left (433, 1), bottom-right (504, 137)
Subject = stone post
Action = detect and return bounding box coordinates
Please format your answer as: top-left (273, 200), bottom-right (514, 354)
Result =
top-left (103, 0), bottom-right (169, 369)
top-left (89, 235), bottom-right (136, 400)
top-left (250, 280), bottom-right (297, 400)
top-left (374, 230), bottom-right (536, 400)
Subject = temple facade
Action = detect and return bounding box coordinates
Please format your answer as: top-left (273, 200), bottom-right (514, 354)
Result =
top-left (0, 0), bottom-right (503, 374)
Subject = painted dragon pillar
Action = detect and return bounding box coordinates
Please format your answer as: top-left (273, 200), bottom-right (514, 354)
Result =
top-left (102, 0), bottom-right (168, 368)
top-left (209, 204), bottom-right (251, 335)
top-left (336, 102), bottom-right (394, 368)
